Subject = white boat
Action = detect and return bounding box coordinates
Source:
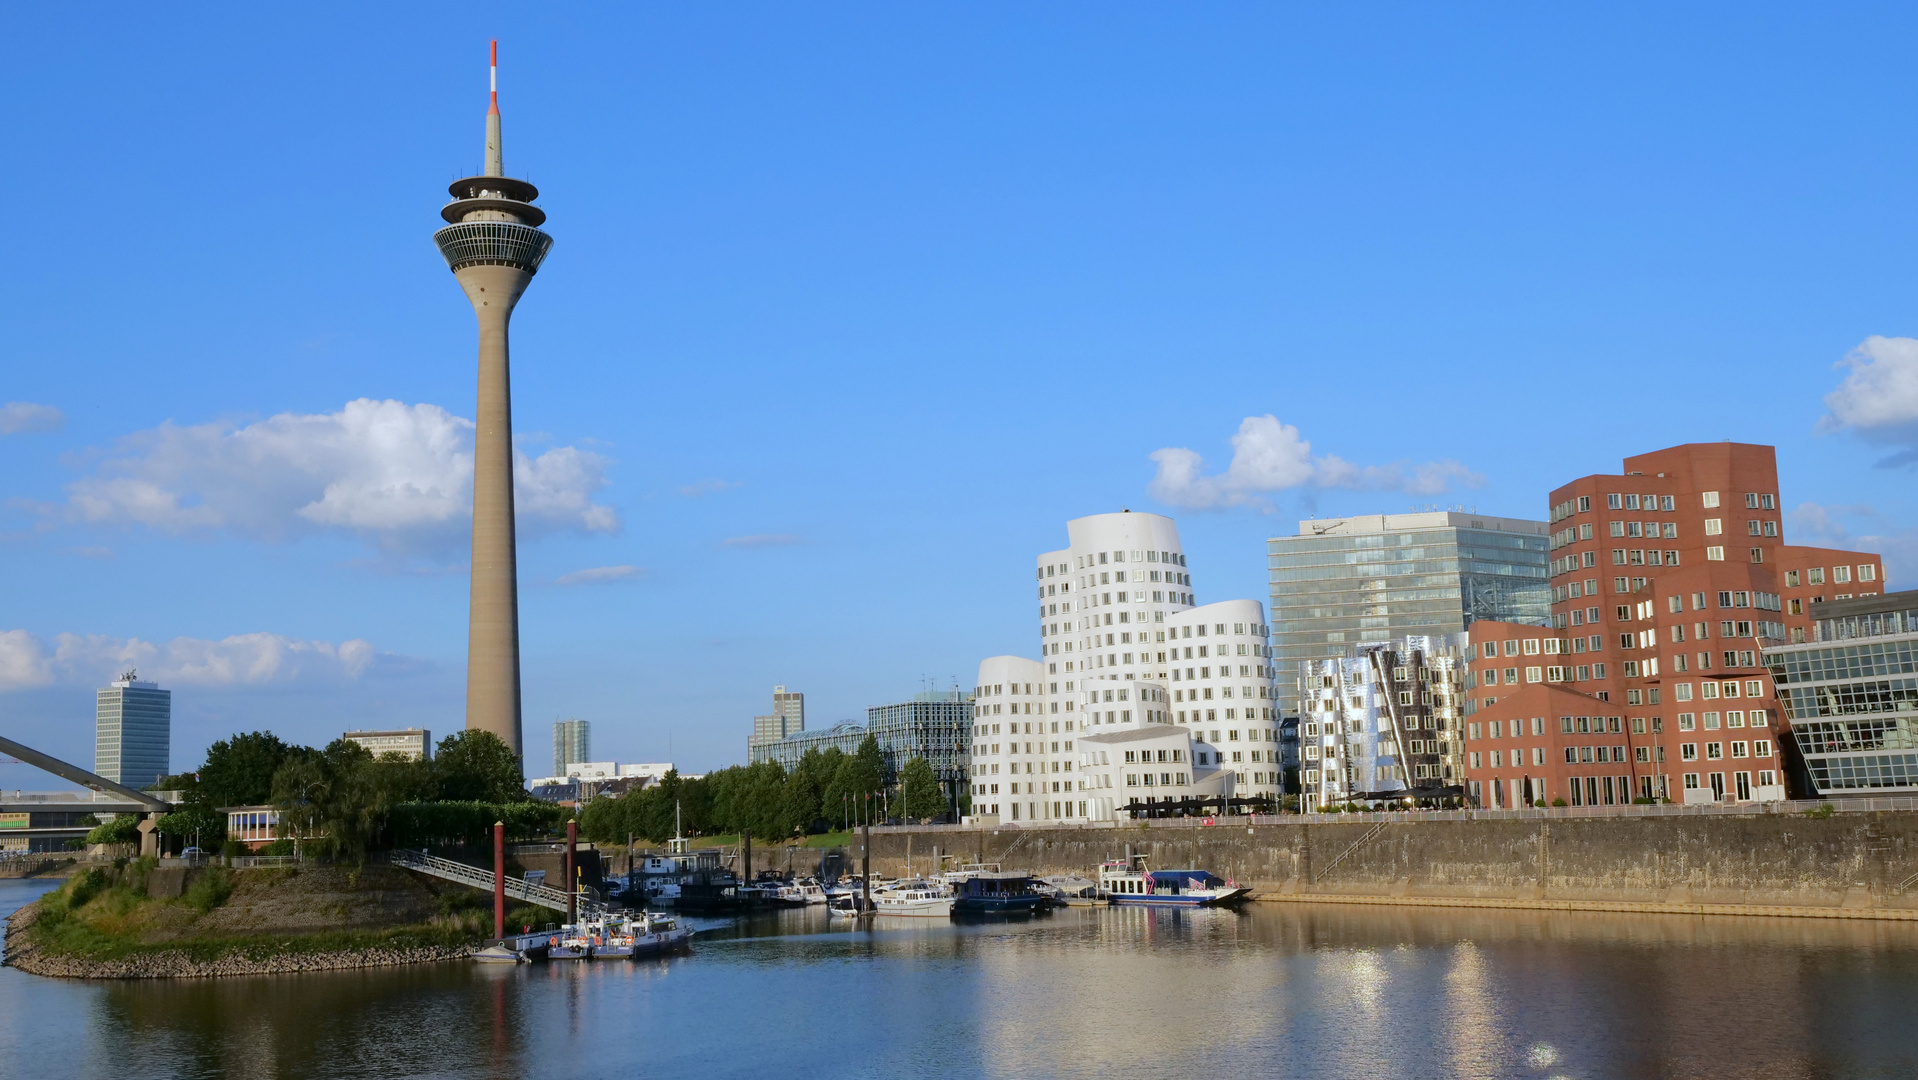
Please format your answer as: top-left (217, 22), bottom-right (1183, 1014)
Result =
top-left (629, 912), bottom-right (695, 957)
top-left (1098, 857), bottom-right (1248, 907)
top-left (474, 943), bottom-right (524, 963)
top-left (792, 879), bottom-right (829, 905)
top-left (871, 881), bottom-right (954, 919)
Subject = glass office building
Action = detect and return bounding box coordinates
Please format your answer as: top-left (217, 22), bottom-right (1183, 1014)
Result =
top-left (1767, 590), bottom-right (1918, 796)
top-left (867, 690), bottom-right (974, 808)
top-left (1269, 512), bottom-right (1550, 715)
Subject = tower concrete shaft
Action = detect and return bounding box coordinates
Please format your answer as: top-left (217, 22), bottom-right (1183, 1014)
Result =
top-left (433, 42), bottom-right (553, 760)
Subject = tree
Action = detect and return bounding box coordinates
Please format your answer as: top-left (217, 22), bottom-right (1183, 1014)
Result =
top-left (782, 767), bottom-right (824, 834)
top-left (433, 730), bottom-right (525, 803)
top-left (198, 732), bottom-right (297, 807)
top-left (899, 756), bottom-right (946, 823)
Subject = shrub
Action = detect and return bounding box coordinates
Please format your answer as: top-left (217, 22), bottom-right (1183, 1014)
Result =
top-left (257, 838), bottom-right (297, 856)
top-left (182, 868), bottom-right (233, 913)
top-left (85, 816), bottom-right (142, 846)
top-left (505, 905), bottom-right (551, 932)
top-left (1551, 798), bottom-right (1568, 807)
top-left (1804, 803), bottom-right (1835, 819)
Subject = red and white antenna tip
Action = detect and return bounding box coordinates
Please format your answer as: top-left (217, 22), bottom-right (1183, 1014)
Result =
top-left (488, 40), bottom-right (499, 112)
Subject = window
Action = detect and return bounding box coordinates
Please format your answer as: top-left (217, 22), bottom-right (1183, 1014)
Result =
top-left (1706, 743), bottom-right (1723, 760)
top-left (1861, 564), bottom-right (1878, 582)
top-left (1681, 743), bottom-right (1697, 761)
top-left (1809, 568), bottom-right (1825, 585)
top-left (1835, 566), bottom-right (1852, 584)
top-left (1702, 491), bottom-right (1720, 508)
top-left (1704, 518), bottom-right (1722, 535)
top-left (1706, 546), bottom-right (1725, 562)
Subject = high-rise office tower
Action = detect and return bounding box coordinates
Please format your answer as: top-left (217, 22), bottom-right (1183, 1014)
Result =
top-left (1267, 511), bottom-right (1551, 716)
top-left (434, 42), bottom-right (553, 759)
top-left (553, 719), bottom-right (590, 779)
top-left (747, 685), bottom-right (806, 761)
top-left (972, 511), bottom-right (1281, 824)
top-left (95, 670), bottom-right (170, 789)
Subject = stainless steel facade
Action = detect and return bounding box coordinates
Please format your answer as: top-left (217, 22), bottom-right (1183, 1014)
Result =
top-left (1269, 511), bottom-right (1550, 715)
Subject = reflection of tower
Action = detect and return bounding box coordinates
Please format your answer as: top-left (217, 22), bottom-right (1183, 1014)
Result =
top-left (434, 41), bottom-right (553, 759)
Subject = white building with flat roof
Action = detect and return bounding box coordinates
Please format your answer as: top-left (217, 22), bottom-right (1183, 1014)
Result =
top-left (970, 511), bottom-right (1280, 824)
top-left (343, 728), bottom-right (432, 760)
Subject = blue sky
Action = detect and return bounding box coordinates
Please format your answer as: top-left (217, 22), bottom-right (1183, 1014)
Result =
top-left (3, 4), bottom-right (1916, 782)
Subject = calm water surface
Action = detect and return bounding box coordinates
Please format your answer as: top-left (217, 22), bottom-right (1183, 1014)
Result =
top-left (4, 876), bottom-right (1918, 1080)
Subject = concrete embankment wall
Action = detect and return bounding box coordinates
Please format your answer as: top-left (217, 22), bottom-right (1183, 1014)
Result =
top-left (849, 812), bottom-right (1918, 918)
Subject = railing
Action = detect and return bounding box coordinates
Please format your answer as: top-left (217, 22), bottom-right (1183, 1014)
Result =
top-left (228, 855), bottom-right (303, 869)
top-left (389, 848), bottom-right (605, 916)
top-left (871, 796), bottom-right (1918, 833)
top-left (1313, 820), bottom-right (1391, 883)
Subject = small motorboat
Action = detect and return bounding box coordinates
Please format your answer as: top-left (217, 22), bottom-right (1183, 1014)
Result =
top-left (1038, 874), bottom-right (1104, 906)
top-left (474, 943), bottom-right (524, 964)
top-left (630, 912), bottom-right (695, 957)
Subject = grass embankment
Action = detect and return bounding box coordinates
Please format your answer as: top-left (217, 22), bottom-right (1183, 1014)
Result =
top-left (17, 859), bottom-right (490, 968)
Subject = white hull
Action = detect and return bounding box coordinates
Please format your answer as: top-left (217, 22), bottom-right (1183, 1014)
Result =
top-left (873, 896), bottom-right (954, 918)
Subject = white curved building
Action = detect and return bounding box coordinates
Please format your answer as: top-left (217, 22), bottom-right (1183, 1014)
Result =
top-left (970, 511), bottom-right (1281, 823)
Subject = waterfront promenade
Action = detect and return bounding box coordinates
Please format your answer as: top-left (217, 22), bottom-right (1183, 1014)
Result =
top-left (858, 798), bottom-right (1918, 920)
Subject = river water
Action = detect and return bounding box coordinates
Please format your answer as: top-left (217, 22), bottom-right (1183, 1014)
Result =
top-left (4, 877), bottom-right (1918, 1080)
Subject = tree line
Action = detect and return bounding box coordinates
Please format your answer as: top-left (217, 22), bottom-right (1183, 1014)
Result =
top-left (579, 735), bottom-right (954, 846)
top-left (91, 729), bottom-right (550, 860)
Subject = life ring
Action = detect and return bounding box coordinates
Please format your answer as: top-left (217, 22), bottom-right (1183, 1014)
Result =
top-left (549, 936), bottom-right (558, 947)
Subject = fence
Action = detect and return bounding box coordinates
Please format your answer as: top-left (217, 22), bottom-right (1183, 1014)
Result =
top-left (870, 796), bottom-right (1918, 833)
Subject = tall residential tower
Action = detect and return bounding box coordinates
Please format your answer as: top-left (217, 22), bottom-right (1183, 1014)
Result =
top-left (433, 42), bottom-right (553, 759)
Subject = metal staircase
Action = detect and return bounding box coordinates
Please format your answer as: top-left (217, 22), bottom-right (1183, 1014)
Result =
top-left (1312, 821), bottom-right (1391, 884)
top-left (390, 848), bottom-right (606, 917)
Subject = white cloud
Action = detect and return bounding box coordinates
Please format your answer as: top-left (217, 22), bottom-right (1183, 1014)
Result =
top-left (62, 398), bottom-right (618, 551)
top-left (0, 629), bottom-right (396, 692)
top-left (679, 479), bottom-right (742, 497)
top-left (555, 564), bottom-right (644, 586)
top-left (1148, 415), bottom-right (1483, 511)
top-left (722, 533), bottom-right (804, 548)
top-left (1821, 336), bottom-right (1918, 466)
top-left (0, 402), bottom-right (63, 435)
top-left (1790, 502), bottom-right (1917, 586)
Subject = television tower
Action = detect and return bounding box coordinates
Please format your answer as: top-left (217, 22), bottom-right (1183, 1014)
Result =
top-left (433, 41), bottom-right (553, 759)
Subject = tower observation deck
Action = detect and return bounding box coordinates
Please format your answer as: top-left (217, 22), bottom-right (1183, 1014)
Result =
top-left (435, 41), bottom-right (552, 761)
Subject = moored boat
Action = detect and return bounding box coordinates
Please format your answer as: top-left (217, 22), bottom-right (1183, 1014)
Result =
top-left (871, 881), bottom-right (954, 919)
top-left (1098, 857), bottom-right (1248, 907)
top-left (951, 872), bottom-right (1045, 915)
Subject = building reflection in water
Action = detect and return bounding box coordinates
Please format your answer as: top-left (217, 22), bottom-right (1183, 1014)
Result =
top-left (6, 893), bottom-right (1918, 1080)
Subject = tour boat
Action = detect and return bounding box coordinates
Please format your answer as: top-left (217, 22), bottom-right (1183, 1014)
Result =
top-left (871, 881), bottom-right (955, 918)
top-left (1098, 858), bottom-right (1248, 907)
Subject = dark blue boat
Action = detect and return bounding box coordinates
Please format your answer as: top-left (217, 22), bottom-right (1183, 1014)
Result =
top-left (950, 872), bottom-right (1045, 915)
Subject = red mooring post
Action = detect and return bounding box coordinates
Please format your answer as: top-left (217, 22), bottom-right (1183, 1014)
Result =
top-left (565, 818), bottom-right (578, 924)
top-left (493, 820), bottom-right (506, 940)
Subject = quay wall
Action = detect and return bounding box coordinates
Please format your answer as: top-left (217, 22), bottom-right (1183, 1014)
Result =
top-left (848, 811), bottom-right (1918, 914)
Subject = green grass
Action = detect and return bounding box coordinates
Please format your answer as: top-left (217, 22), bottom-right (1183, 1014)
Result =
top-left (26, 864), bottom-right (485, 964)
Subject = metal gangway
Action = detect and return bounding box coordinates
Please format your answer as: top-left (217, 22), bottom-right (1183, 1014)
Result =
top-left (390, 848), bottom-right (607, 917)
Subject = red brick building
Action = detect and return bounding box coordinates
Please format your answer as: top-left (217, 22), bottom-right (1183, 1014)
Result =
top-left (1460, 443), bottom-right (1885, 806)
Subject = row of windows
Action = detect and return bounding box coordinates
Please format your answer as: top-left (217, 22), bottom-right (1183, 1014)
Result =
top-left (1787, 566), bottom-right (1874, 587)
top-left (1550, 490), bottom-right (1772, 523)
top-left (1781, 680), bottom-right (1918, 720)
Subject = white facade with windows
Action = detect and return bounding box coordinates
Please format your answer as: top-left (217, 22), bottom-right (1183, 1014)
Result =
top-left (969, 511), bottom-right (1280, 823)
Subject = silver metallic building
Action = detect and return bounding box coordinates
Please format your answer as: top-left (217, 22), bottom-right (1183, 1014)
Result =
top-left (1269, 511), bottom-right (1550, 716)
top-left (1766, 590), bottom-right (1918, 796)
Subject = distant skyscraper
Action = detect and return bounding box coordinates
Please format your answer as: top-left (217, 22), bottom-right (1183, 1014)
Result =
top-left (1268, 511), bottom-right (1551, 716)
top-left (553, 719), bottom-right (590, 779)
top-left (435, 41), bottom-right (554, 761)
top-left (747, 685), bottom-right (806, 761)
top-left (96, 670), bottom-right (170, 788)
